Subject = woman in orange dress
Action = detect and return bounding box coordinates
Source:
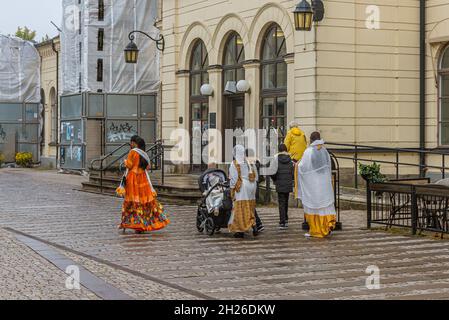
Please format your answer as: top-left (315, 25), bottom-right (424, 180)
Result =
top-left (118, 135), bottom-right (170, 233)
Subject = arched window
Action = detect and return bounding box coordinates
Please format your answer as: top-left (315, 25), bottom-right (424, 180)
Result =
top-left (49, 87), bottom-right (57, 143)
top-left (223, 33), bottom-right (245, 86)
top-left (439, 46), bottom-right (449, 145)
top-left (190, 40), bottom-right (209, 97)
top-left (189, 40), bottom-right (209, 171)
top-left (260, 24), bottom-right (287, 141)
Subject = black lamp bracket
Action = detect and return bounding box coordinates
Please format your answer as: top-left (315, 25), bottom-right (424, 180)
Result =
top-left (128, 30), bottom-right (165, 52)
top-left (312, 0), bottom-right (325, 22)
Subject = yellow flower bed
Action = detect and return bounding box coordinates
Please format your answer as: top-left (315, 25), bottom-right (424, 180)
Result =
top-left (15, 152), bottom-right (33, 168)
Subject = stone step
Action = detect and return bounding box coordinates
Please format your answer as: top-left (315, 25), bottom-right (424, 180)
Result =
top-left (89, 171), bottom-right (200, 186)
top-left (86, 170), bottom-right (368, 209)
top-left (81, 181), bottom-right (202, 205)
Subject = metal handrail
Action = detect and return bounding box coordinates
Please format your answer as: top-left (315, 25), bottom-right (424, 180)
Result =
top-left (327, 142), bottom-right (449, 155)
top-left (326, 142), bottom-right (449, 189)
top-left (90, 142), bottom-right (130, 171)
top-left (90, 140), bottom-right (165, 194)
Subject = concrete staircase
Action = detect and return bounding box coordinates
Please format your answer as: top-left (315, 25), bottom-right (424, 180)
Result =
top-left (81, 169), bottom-right (203, 205)
top-left (81, 169), bottom-right (368, 209)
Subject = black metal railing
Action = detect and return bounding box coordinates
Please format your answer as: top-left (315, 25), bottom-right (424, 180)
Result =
top-left (90, 143), bottom-right (130, 171)
top-left (89, 140), bottom-right (165, 194)
top-left (367, 179), bottom-right (449, 237)
top-left (326, 142), bottom-right (449, 189)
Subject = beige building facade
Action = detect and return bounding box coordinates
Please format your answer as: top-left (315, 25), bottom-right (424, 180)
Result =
top-left (156, 0), bottom-right (449, 175)
top-left (36, 36), bottom-right (60, 168)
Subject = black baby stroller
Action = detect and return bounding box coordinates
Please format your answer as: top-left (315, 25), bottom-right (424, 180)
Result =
top-left (197, 169), bottom-right (233, 236)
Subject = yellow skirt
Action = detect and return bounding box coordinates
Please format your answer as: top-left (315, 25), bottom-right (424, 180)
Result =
top-left (305, 212), bottom-right (336, 238)
top-left (229, 200), bottom-right (256, 233)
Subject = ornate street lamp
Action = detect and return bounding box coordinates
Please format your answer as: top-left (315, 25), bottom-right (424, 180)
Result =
top-left (294, 0), bottom-right (313, 31)
top-left (124, 41), bottom-right (139, 64)
top-left (293, 0), bottom-right (325, 31)
top-left (124, 30), bottom-right (165, 64)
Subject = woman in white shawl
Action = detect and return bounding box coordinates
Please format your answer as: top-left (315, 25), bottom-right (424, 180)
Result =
top-left (228, 145), bottom-right (259, 238)
top-left (297, 132), bottom-right (336, 238)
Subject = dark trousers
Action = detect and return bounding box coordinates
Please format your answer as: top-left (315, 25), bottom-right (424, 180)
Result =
top-left (255, 210), bottom-right (263, 228)
top-left (278, 192), bottom-right (290, 225)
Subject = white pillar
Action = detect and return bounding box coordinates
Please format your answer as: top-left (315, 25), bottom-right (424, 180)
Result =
top-left (207, 67), bottom-right (223, 165)
top-left (243, 61), bottom-right (261, 130)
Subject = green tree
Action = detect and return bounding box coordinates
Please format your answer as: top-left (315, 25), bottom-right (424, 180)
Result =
top-left (15, 26), bottom-right (37, 41)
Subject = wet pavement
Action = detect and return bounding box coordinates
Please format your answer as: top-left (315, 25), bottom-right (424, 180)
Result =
top-left (1, 168), bottom-right (449, 300)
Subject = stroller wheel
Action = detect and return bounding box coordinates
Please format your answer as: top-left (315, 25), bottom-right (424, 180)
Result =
top-left (205, 217), bottom-right (215, 236)
top-left (196, 214), bottom-right (205, 233)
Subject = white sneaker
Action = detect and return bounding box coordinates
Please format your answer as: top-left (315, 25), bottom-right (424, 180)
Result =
top-left (305, 233), bottom-right (311, 238)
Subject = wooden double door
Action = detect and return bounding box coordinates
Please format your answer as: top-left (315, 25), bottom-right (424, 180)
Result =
top-left (223, 95), bottom-right (245, 162)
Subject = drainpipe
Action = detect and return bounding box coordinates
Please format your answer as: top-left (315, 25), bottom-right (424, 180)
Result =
top-left (39, 50), bottom-right (44, 163)
top-left (51, 39), bottom-right (59, 169)
top-left (419, 0), bottom-right (426, 177)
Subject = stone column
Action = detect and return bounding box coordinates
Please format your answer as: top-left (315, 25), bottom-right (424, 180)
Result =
top-left (284, 54), bottom-right (295, 127)
top-left (243, 60), bottom-right (261, 131)
top-left (207, 66), bottom-right (223, 165)
top-left (170, 70), bottom-right (190, 171)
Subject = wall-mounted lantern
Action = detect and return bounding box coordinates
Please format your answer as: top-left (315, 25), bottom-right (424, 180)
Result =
top-left (200, 84), bottom-right (214, 97)
top-left (236, 80), bottom-right (251, 93)
top-left (293, 0), bottom-right (325, 31)
top-left (124, 41), bottom-right (139, 64)
top-left (124, 30), bottom-right (165, 64)
top-left (224, 81), bottom-right (237, 95)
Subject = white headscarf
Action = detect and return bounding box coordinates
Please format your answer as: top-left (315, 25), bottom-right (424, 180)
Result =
top-left (233, 145), bottom-right (246, 164)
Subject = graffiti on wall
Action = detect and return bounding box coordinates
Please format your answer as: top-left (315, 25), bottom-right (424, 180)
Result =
top-left (107, 122), bottom-right (136, 143)
top-left (62, 122), bottom-right (82, 143)
top-left (68, 145), bottom-right (83, 162)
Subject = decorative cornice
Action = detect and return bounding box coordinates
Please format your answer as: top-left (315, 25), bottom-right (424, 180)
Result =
top-left (207, 64), bottom-right (223, 70)
top-left (283, 53), bottom-right (295, 60)
top-left (175, 69), bottom-right (190, 76)
top-left (242, 59), bottom-right (260, 65)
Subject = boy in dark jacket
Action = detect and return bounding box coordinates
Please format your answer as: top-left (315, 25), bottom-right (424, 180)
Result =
top-left (271, 144), bottom-right (294, 230)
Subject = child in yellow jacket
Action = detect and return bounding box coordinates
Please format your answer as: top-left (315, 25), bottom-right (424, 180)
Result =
top-left (284, 121), bottom-right (307, 162)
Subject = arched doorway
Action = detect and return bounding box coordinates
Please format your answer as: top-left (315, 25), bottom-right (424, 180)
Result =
top-left (189, 40), bottom-right (209, 172)
top-left (260, 24), bottom-right (287, 146)
top-left (222, 32), bottom-right (246, 154)
top-left (439, 45), bottom-right (449, 146)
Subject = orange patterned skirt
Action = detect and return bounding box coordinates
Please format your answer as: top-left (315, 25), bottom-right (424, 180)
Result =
top-left (119, 171), bottom-right (170, 232)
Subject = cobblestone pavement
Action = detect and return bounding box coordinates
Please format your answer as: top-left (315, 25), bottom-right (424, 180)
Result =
top-left (1, 168), bottom-right (449, 300)
top-left (0, 228), bottom-right (98, 300)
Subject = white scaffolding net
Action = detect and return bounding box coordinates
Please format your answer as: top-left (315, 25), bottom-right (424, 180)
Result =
top-left (0, 35), bottom-right (41, 103)
top-left (61, 0), bottom-right (160, 95)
